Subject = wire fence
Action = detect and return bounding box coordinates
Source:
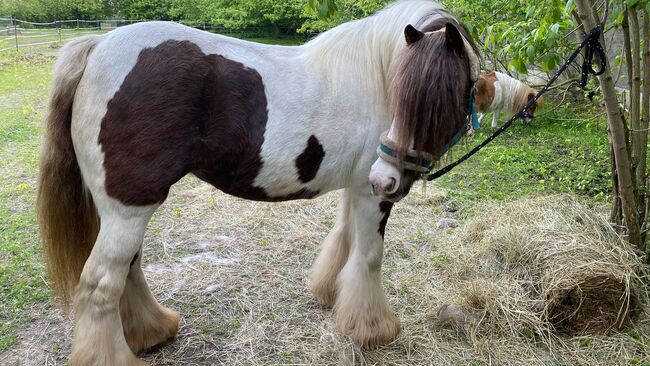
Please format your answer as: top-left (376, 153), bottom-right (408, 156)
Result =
top-left (0, 17), bottom-right (291, 52)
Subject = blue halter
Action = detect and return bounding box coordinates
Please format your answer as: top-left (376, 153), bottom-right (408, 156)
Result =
top-left (377, 86), bottom-right (479, 172)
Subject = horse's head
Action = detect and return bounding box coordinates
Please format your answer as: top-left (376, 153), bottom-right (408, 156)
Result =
top-left (369, 19), bottom-right (480, 202)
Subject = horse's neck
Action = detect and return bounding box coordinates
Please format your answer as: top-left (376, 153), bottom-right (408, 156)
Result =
top-left (300, 19), bottom-right (405, 107)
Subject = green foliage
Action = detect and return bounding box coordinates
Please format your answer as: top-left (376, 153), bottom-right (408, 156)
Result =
top-left (300, 0), bottom-right (389, 33)
top-left (116, 0), bottom-right (173, 20)
top-left (306, 0), bottom-right (338, 18)
top-left (443, 0), bottom-right (575, 75)
top-left (0, 0), bottom-right (108, 21)
top-left (0, 0), bottom-right (393, 35)
top-left (201, 0), bottom-right (307, 31)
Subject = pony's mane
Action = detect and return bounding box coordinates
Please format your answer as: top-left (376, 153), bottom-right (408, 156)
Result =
top-left (302, 1), bottom-right (447, 96)
top-left (513, 81), bottom-right (538, 114)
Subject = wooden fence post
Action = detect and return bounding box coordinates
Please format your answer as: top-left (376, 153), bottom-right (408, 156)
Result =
top-left (13, 18), bottom-right (18, 50)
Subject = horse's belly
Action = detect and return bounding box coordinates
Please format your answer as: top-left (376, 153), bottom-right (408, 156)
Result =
top-left (192, 141), bottom-right (339, 203)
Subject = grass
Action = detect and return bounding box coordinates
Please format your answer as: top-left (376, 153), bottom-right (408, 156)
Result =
top-left (0, 38), bottom-right (647, 365)
top-left (0, 50), bottom-right (54, 351)
top-left (435, 102), bottom-right (611, 212)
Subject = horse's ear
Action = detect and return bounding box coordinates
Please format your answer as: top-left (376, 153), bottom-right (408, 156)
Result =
top-left (444, 23), bottom-right (464, 52)
top-left (404, 24), bottom-right (424, 45)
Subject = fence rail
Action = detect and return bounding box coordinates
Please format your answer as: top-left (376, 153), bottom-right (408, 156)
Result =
top-left (0, 17), bottom-right (283, 52)
top-left (0, 18), bottom-right (144, 52)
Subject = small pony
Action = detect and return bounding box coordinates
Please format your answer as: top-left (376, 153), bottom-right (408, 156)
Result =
top-left (36, 1), bottom-right (479, 364)
top-left (475, 71), bottom-right (542, 128)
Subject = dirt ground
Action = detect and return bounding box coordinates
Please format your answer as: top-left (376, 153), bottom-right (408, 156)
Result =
top-left (2, 177), bottom-right (649, 366)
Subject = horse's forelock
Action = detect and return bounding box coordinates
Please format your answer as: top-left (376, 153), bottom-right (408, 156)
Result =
top-left (390, 17), bottom-right (474, 161)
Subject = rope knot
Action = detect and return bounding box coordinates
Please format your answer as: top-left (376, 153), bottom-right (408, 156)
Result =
top-left (580, 25), bottom-right (606, 87)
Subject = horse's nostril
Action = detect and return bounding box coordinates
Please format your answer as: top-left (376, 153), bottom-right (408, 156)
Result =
top-left (385, 177), bottom-right (397, 194)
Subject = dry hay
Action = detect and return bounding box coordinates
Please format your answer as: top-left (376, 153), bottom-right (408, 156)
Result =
top-left (5, 179), bottom-right (650, 366)
top-left (431, 195), bottom-right (647, 345)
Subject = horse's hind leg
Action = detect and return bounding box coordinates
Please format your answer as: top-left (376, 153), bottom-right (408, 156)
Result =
top-left (120, 249), bottom-right (180, 353)
top-left (333, 191), bottom-right (399, 349)
top-left (310, 189), bottom-right (353, 307)
top-left (72, 199), bottom-right (156, 365)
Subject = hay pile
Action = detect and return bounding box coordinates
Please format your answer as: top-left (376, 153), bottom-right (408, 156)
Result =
top-left (431, 195), bottom-right (646, 342)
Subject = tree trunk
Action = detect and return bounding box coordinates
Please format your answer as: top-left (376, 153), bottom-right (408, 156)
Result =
top-left (628, 8), bottom-right (643, 214)
top-left (621, 6), bottom-right (633, 116)
top-left (610, 142), bottom-right (622, 225)
top-left (641, 12), bottom-right (650, 239)
top-left (573, 0), bottom-right (643, 251)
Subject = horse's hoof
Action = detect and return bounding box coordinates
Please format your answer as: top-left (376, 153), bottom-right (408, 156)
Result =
top-left (124, 306), bottom-right (180, 353)
top-left (309, 278), bottom-right (337, 307)
top-left (335, 307), bottom-right (401, 349)
top-left (71, 348), bottom-right (150, 366)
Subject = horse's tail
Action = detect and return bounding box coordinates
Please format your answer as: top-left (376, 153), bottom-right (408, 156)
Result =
top-left (37, 35), bottom-right (102, 306)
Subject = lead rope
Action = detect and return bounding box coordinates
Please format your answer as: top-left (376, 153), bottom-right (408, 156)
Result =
top-left (427, 26), bottom-right (606, 181)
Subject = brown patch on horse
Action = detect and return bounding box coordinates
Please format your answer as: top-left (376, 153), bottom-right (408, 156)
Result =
top-left (390, 19), bottom-right (475, 160)
top-left (295, 135), bottom-right (325, 183)
top-left (378, 201), bottom-right (393, 238)
top-left (475, 71), bottom-right (497, 112)
top-left (100, 40), bottom-right (313, 205)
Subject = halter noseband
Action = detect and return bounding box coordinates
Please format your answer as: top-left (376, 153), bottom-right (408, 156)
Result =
top-left (377, 86), bottom-right (480, 173)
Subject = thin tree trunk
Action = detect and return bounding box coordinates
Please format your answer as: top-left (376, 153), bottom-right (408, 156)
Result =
top-left (640, 12), bottom-right (650, 240)
top-left (622, 6), bottom-right (633, 117)
top-left (610, 141), bottom-right (622, 225)
top-left (574, 0), bottom-right (643, 251)
top-left (628, 9), bottom-right (643, 206)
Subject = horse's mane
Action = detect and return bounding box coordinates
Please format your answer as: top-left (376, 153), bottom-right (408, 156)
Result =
top-left (390, 17), bottom-right (474, 160)
top-left (302, 1), bottom-right (447, 96)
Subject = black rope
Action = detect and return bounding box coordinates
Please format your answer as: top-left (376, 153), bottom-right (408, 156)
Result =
top-left (427, 26), bottom-right (605, 181)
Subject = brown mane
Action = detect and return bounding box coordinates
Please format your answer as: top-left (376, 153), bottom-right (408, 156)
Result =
top-left (390, 16), bottom-right (478, 162)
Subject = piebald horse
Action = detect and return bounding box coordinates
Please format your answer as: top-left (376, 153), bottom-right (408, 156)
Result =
top-left (37, 1), bottom-right (479, 363)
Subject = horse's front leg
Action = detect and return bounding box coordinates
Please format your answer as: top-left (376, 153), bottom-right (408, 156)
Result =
top-left (310, 189), bottom-right (353, 307)
top-left (492, 110), bottom-right (500, 129)
top-left (333, 191), bottom-right (399, 348)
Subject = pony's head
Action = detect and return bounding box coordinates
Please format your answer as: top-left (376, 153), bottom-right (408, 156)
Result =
top-left (369, 17), bottom-right (479, 201)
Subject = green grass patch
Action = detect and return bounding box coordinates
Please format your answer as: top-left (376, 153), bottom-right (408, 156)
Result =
top-left (435, 102), bottom-right (611, 211)
top-left (1, 29), bottom-right (107, 52)
top-left (0, 50), bottom-right (53, 350)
